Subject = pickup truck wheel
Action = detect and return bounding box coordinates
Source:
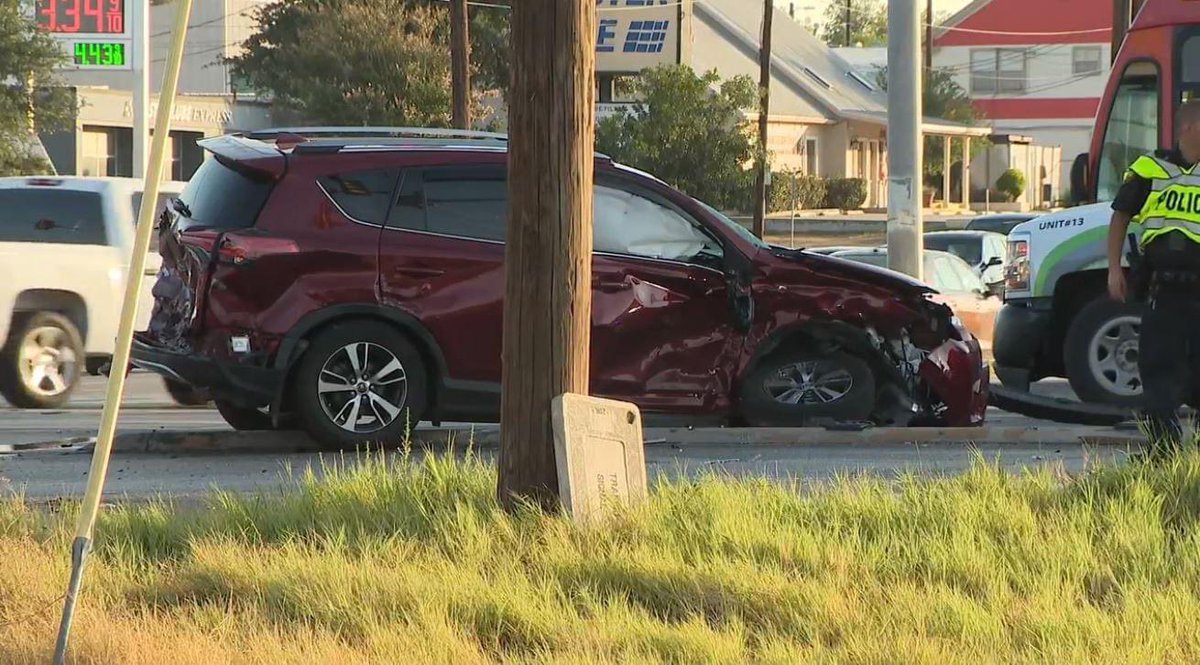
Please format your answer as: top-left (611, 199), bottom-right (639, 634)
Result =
top-left (163, 378), bottom-right (211, 406)
top-left (0, 312), bottom-right (84, 409)
top-left (1064, 299), bottom-right (1143, 407)
top-left (292, 321), bottom-right (428, 449)
top-left (740, 350), bottom-right (876, 426)
top-left (214, 400), bottom-right (273, 431)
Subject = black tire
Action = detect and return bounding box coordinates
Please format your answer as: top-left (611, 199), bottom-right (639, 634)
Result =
top-left (0, 312), bottom-right (84, 409)
top-left (292, 320), bottom-right (428, 449)
top-left (214, 399), bottom-right (274, 431)
top-left (1064, 298), bottom-right (1143, 407)
top-left (740, 350), bottom-right (876, 426)
top-left (164, 378), bottom-right (212, 406)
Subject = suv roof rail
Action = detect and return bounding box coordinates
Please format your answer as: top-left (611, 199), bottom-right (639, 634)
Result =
top-left (242, 127), bottom-right (509, 142)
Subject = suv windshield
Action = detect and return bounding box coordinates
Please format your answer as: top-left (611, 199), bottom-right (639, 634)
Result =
top-left (0, 188), bottom-right (105, 244)
top-left (176, 158), bottom-right (272, 228)
top-left (694, 199), bottom-right (767, 250)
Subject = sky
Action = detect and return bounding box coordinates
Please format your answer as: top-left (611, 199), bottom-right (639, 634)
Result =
top-left (774, 0), bottom-right (976, 34)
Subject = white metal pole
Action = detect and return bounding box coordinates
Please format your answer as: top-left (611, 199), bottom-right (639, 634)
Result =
top-left (132, 0), bottom-right (150, 178)
top-left (886, 0), bottom-right (923, 280)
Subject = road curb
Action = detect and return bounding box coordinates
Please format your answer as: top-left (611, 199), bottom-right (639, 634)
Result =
top-left (10, 425), bottom-right (1130, 454)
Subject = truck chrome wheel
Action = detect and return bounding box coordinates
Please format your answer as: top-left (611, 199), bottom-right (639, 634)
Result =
top-left (18, 324), bottom-right (79, 398)
top-left (1087, 314), bottom-right (1141, 397)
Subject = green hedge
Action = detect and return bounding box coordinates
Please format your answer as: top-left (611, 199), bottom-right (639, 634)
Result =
top-left (995, 168), bottom-right (1026, 202)
top-left (823, 178), bottom-right (867, 210)
top-left (768, 171), bottom-right (827, 212)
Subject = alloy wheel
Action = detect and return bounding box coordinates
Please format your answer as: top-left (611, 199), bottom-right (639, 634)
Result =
top-left (18, 325), bottom-right (79, 398)
top-left (1088, 315), bottom-right (1141, 398)
top-left (316, 342), bottom-right (409, 433)
top-left (763, 360), bottom-right (854, 405)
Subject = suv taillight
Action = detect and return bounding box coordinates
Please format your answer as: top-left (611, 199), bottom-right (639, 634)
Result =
top-left (1005, 238), bottom-right (1030, 293)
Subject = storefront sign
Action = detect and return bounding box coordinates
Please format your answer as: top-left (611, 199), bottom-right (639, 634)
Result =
top-left (596, 0), bottom-right (686, 72)
top-left (121, 100), bottom-right (234, 127)
top-left (34, 0), bottom-right (131, 70)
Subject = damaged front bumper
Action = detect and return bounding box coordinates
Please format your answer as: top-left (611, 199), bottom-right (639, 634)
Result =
top-left (132, 333), bottom-right (281, 405)
top-left (919, 338), bottom-right (990, 426)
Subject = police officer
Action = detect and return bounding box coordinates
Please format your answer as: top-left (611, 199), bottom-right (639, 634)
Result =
top-left (1108, 100), bottom-right (1200, 452)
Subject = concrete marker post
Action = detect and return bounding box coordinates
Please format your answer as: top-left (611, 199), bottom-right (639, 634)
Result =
top-left (51, 0), bottom-right (193, 660)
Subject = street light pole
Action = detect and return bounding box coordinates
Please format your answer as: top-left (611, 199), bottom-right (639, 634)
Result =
top-left (886, 0), bottom-right (923, 280)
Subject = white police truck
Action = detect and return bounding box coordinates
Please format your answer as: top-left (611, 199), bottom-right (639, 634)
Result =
top-left (993, 203), bottom-right (1145, 407)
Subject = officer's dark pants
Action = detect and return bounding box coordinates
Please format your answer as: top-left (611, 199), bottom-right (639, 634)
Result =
top-left (1140, 289), bottom-right (1200, 449)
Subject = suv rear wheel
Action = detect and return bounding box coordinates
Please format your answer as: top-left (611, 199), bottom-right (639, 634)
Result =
top-left (292, 320), bottom-right (427, 449)
top-left (740, 350), bottom-right (876, 426)
top-left (0, 312), bottom-right (85, 409)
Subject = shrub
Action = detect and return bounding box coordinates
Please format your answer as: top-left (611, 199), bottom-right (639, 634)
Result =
top-left (823, 177), bottom-right (867, 210)
top-left (595, 65), bottom-right (758, 212)
top-left (768, 171), bottom-right (827, 212)
top-left (995, 168), bottom-right (1026, 202)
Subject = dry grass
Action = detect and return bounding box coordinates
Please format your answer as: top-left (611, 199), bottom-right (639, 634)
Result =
top-left (3, 449), bottom-right (1200, 664)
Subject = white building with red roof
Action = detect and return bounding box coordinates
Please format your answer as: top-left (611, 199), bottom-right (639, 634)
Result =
top-left (932, 0), bottom-right (1114, 189)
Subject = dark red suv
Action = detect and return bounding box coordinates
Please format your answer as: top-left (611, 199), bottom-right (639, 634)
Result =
top-left (133, 128), bottom-right (987, 447)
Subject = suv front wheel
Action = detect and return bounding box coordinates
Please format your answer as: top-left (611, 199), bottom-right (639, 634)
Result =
top-left (292, 320), bottom-right (427, 449)
top-left (0, 312), bottom-right (85, 409)
top-left (740, 350), bottom-right (876, 426)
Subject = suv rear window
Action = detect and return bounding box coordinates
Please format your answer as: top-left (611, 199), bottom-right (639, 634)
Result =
top-left (176, 158), bottom-right (272, 228)
top-left (0, 188), bottom-right (106, 245)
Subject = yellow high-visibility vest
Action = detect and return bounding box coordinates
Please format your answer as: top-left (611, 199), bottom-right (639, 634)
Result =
top-left (1129, 154), bottom-right (1200, 246)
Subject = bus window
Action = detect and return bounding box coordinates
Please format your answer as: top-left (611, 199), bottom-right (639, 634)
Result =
top-left (1097, 61), bottom-right (1160, 202)
top-left (1177, 31), bottom-right (1200, 105)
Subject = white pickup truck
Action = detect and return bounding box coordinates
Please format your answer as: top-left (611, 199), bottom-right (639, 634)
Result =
top-left (0, 176), bottom-right (186, 408)
top-left (993, 202), bottom-right (1144, 406)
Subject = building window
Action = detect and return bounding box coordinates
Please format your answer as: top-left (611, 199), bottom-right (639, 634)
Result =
top-left (970, 48), bottom-right (1026, 94)
top-left (804, 138), bottom-right (818, 175)
top-left (1072, 46), bottom-right (1103, 76)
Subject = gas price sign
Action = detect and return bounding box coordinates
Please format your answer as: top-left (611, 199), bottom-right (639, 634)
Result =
top-left (36, 0), bottom-right (126, 34)
top-left (73, 41), bottom-right (126, 67)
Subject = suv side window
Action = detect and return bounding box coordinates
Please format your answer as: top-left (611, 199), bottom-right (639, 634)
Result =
top-left (595, 183), bottom-right (723, 265)
top-left (318, 169), bottom-right (401, 225)
top-left (0, 189), bottom-right (106, 245)
top-left (388, 166), bottom-right (508, 241)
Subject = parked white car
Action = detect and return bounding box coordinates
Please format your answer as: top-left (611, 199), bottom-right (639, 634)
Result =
top-left (923, 230), bottom-right (1008, 287)
top-left (0, 176), bottom-right (186, 408)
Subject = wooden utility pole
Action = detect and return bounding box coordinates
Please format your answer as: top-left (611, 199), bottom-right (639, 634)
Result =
top-left (752, 0), bottom-right (773, 239)
top-left (498, 0), bottom-right (596, 511)
top-left (924, 0), bottom-right (933, 71)
top-left (843, 0), bottom-right (851, 46)
top-left (1111, 0), bottom-right (1143, 64)
top-left (450, 0), bottom-right (471, 128)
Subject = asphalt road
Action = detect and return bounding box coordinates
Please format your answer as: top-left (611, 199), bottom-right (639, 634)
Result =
top-left (0, 374), bottom-right (1137, 502)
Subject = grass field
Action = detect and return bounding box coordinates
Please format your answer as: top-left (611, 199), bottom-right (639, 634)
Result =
top-left (2, 449), bottom-right (1199, 664)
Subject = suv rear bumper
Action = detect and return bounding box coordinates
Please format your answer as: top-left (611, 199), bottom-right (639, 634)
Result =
top-left (131, 334), bottom-right (280, 405)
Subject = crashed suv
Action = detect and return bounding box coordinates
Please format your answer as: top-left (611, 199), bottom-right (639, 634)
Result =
top-left (133, 128), bottom-right (987, 447)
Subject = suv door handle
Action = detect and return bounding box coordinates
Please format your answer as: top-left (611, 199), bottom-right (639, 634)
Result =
top-left (593, 278), bottom-right (631, 293)
top-left (392, 266), bottom-right (445, 279)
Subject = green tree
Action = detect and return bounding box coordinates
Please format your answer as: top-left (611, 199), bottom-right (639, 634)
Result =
top-left (820, 0), bottom-right (887, 48)
top-left (0, 0), bottom-right (73, 174)
top-left (596, 65), bottom-right (757, 210)
top-left (228, 0), bottom-right (511, 126)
